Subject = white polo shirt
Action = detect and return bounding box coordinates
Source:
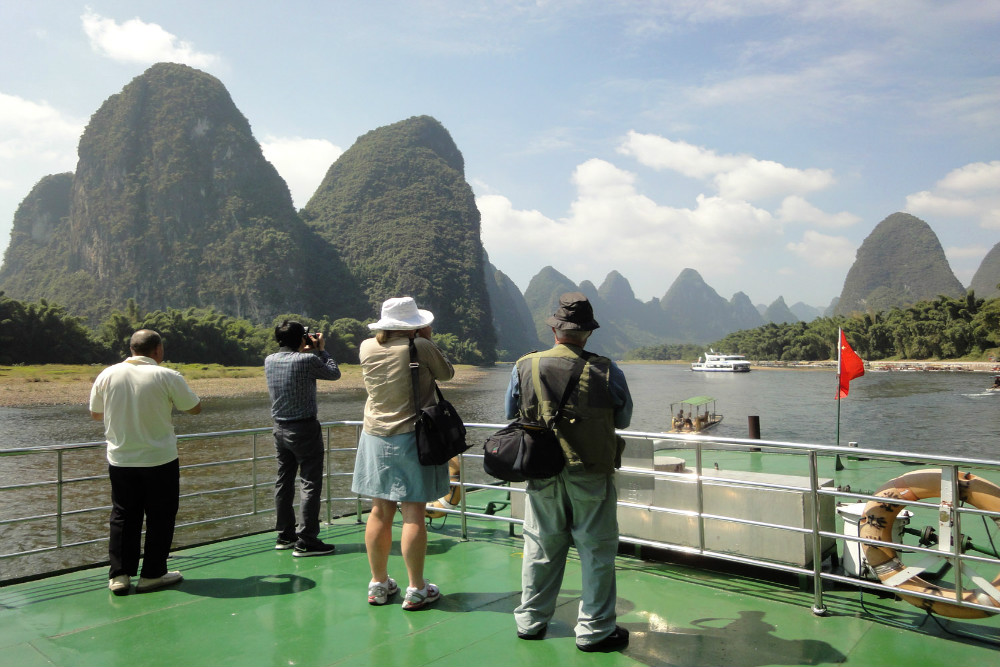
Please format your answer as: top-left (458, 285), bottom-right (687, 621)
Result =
top-left (89, 356), bottom-right (201, 467)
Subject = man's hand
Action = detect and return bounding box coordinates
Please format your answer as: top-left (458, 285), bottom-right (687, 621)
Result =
top-left (299, 332), bottom-right (325, 353)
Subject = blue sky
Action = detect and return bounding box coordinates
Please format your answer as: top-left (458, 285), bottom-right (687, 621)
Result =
top-left (2, 2), bottom-right (998, 310)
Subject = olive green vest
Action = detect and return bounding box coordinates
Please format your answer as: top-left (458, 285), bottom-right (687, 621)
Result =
top-left (515, 344), bottom-right (622, 473)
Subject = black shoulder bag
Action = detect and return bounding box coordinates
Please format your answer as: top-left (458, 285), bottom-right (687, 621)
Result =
top-left (482, 355), bottom-right (589, 482)
top-left (410, 339), bottom-right (469, 466)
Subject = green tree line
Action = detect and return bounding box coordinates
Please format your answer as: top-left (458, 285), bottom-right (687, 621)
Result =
top-left (626, 292), bottom-right (1000, 362)
top-left (0, 293), bottom-right (489, 366)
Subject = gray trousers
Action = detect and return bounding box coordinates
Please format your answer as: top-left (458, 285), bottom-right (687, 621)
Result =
top-left (273, 418), bottom-right (324, 543)
top-left (514, 468), bottom-right (619, 644)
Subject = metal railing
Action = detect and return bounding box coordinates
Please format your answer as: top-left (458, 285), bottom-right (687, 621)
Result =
top-left (2, 422), bottom-right (1000, 619)
top-left (0, 422), bottom-right (366, 575)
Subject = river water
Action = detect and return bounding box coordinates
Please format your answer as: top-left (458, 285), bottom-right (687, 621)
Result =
top-left (1, 363), bottom-right (998, 458)
top-left (3, 363), bottom-right (999, 580)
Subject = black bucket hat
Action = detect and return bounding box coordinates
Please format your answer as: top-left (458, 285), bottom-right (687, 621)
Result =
top-left (545, 292), bottom-right (600, 331)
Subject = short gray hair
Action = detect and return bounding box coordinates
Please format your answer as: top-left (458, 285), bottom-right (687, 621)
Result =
top-left (555, 329), bottom-right (591, 345)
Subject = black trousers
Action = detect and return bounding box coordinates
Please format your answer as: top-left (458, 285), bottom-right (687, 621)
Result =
top-left (108, 458), bottom-right (179, 579)
top-left (273, 418), bottom-right (325, 544)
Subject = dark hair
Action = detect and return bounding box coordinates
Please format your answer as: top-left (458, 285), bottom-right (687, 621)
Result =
top-left (130, 329), bottom-right (161, 356)
top-left (275, 320), bottom-right (306, 348)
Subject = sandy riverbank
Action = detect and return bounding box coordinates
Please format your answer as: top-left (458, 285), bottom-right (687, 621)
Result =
top-left (0, 365), bottom-right (489, 408)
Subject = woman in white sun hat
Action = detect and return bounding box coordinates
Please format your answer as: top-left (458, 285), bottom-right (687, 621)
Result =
top-left (352, 296), bottom-right (454, 610)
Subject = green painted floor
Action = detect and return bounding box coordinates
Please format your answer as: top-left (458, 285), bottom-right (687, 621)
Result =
top-left (2, 514), bottom-right (999, 667)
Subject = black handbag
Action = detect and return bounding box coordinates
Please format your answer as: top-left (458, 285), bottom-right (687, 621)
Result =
top-left (409, 339), bottom-right (469, 466)
top-left (482, 355), bottom-right (589, 482)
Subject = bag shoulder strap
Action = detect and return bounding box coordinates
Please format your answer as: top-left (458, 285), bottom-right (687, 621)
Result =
top-left (534, 350), bottom-right (592, 427)
top-left (409, 338), bottom-right (443, 417)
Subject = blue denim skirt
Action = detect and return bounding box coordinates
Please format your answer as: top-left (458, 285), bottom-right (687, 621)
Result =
top-left (351, 430), bottom-right (449, 502)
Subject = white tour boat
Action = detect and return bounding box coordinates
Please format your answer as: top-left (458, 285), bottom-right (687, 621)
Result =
top-left (691, 351), bottom-right (752, 372)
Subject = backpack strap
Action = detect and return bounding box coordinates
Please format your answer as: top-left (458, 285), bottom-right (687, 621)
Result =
top-left (530, 351), bottom-right (593, 428)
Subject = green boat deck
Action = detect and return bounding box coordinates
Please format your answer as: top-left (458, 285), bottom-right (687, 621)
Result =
top-left (3, 510), bottom-right (998, 667)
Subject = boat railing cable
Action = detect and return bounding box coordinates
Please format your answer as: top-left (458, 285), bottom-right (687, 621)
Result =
top-left (3, 422), bottom-right (1000, 622)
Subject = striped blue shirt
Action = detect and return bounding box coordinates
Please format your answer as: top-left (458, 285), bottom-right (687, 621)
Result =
top-left (265, 348), bottom-right (341, 422)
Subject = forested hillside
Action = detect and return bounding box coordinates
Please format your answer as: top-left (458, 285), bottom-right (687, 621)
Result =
top-left (709, 292), bottom-right (1000, 361)
top-left (301, 116), bottom-right (497, 363)
top-left (835, 212), bottom-right (965, 316)
top-left (0, 63), bottom-right (360, 325)
top-left (0, 66), bottom-right (500, 364)
top-left (970, 241), bottom-right (1000, 300)
top-left (1, 64), bottom-right (995, 366)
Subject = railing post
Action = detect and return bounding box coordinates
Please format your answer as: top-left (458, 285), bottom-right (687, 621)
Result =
top-left (56, 450), bottom-right (64, 549)
top-left (696, 442), bottom-right (705, 553)
top-left (458, 453), bottom-right (468, 541)
top-left (942, 464), bottom-right (962, 602)
top-left (809, 450), bottom-right (827, 615)
top-left (325, 425), bottom-right (333, 526)
top-left (355, 424), bottom-right (364, 523)
top-left (252, 432), bottom-right (258, 516)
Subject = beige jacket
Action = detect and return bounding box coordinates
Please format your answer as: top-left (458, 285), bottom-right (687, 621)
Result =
top-left (360, 333), bottom-right (455, 436)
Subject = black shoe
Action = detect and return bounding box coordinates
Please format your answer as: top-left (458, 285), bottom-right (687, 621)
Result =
top-left (517, 625), bottom-right (547, 641)
top-left (275, 537), bottom-right (296, 550)
top-left (577, 626), bottom-right (629, 652)
top-left (293, 540), bottom-right (336, 557)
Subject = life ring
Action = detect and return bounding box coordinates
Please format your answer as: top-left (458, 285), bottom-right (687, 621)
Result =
top-left (860, 469), bottom-right (1000, 618)
top-left (426, 457), bottom-right (463, 519)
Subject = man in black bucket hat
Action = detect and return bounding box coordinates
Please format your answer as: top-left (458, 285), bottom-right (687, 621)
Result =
top-left (544, 291), bottom-right (601, 331)
top-left (503, 292), bottom-right (633, 652)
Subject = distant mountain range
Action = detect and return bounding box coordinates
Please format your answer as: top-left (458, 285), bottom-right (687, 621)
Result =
top-left (0, 63), bottom-right (995, 361)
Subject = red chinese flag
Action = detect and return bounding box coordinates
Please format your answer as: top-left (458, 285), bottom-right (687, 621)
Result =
top-left (838, 330), bottom-right (865, 398)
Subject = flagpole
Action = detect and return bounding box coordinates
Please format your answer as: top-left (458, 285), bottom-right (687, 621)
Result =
top-left (836, 328), bottom-right (843, 448)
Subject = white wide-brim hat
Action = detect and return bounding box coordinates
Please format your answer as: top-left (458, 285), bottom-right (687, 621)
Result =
top-left (368, 296), bottom-right (435, 330)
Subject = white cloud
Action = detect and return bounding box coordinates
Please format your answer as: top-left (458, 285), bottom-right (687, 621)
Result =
top-left (81, 9), bottom-right (220, 67)
top-left (936, 161), bottom-right (1000, 193)
top-left (617, 132), bottom-right (743, 179)
top-left (715, 160), bottom-right (833, 201)
top-left (482, 132), bottom-right (864, 303)
top-left (618, 131), bottom-right (835, 201)
top-left (480, 156), bottom-right (783, 299)
top-left (260, 136), bottom-right (343, 208)
top-left (777, 195), bottom-right (860, 228)
top-left (786, 230), bottom-right (856, 268)
top-left (946, 244), bottom-right (990, 259)
top-left (905, 190), bottom-right (980, 217)
top-left (0, 93), bottom-right (84, 161)
top-left (0, 94), bottom-right (83, 258)
top-left (478, 194), bottom-right (557, 250)
top-left (685, 50), bottom-right (880, 115)
top-left (905, 161), bottom-right (1000, 229)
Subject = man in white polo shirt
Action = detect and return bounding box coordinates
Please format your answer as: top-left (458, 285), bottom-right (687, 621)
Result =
top-left (90, 329), bottom-right (201, 596)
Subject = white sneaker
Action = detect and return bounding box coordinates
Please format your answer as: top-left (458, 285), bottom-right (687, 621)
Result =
top-left (136, 570), bottom-right (183, 593)
top-left (367, 577), bottom-right (399, 605)
top-left (108, 575), bottom-right (130, 596)
top-left (401, 580), bottom-right (440, 610)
